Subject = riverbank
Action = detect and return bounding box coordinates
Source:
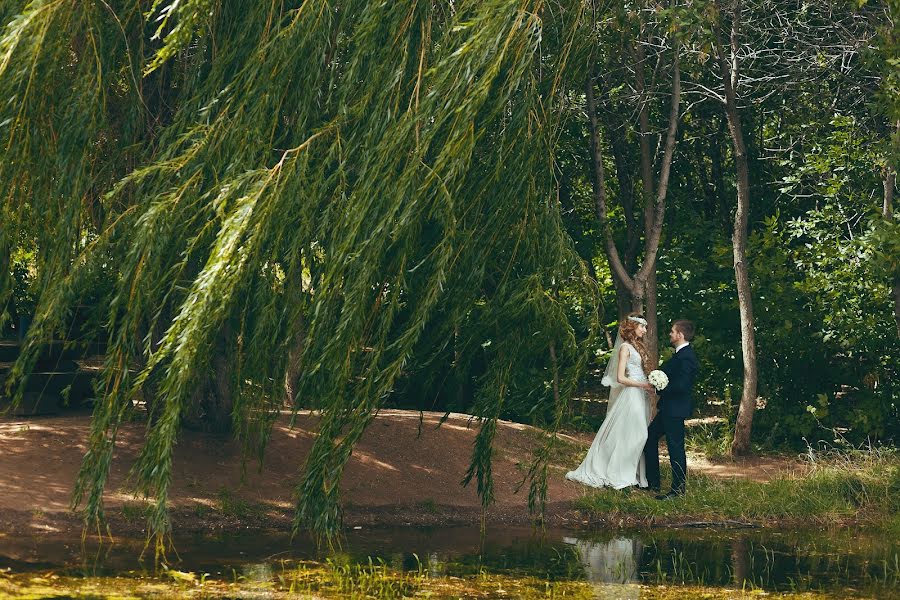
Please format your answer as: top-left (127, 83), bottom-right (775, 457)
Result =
top-left (1, 409), bottom-right (587, 540)
top-left (0, 411), bottom-right (896, 541)
top-left (574, 450), bottom-right (899, 534)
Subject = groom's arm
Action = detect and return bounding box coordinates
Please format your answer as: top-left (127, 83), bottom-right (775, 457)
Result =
top-left (662, 355), bottom-right (697, 396)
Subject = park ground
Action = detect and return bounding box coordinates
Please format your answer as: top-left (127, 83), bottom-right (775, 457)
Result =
top-left (0, 409), bottom-right (833, 541)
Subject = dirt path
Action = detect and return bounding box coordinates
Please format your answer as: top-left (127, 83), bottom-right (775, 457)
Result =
top-left (0, 410), bottom-right (807, 539)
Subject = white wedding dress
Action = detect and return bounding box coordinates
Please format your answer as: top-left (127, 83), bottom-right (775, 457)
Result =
top-left (566, 342), bottom-right (650, 489)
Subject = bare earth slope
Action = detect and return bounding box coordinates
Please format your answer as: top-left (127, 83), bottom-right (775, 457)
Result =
top-left (0, 410), bottom-right (806, 538)
top-left (0, 410), bottom-right (589, 536)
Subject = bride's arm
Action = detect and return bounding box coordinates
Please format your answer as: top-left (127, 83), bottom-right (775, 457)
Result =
top-left (616, 345), bottom-right (654, 390)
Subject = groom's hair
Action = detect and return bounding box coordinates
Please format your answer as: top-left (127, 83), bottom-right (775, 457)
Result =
top-left (673, 319), bottom-right (695, 341)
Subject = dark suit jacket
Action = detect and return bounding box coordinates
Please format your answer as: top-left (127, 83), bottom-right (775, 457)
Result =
top-left (657, 344), bottom-right (699, 419)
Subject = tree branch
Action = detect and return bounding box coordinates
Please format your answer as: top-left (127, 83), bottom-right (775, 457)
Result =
top-left (635, 43), bottom-right (681, 286)
top-left (585, 74), bottom-right (634, 292)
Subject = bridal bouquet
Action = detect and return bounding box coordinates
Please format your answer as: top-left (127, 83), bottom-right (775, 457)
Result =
top-left (648, 370), bottom-right (669, 391)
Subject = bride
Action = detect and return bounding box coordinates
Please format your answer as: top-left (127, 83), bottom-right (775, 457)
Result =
top-left (566, 313), bottom-right (656, 489)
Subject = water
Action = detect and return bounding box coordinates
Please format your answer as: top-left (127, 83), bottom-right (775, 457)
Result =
top-left (2, 525), bottom-right (898, 597)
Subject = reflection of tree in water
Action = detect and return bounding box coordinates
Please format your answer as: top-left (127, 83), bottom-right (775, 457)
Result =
top-left (731, 536), bottom-right (750, 587)
top-left (563, 537), bottom-right (643, 584)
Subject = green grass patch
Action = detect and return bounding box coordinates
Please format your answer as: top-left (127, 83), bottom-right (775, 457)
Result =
top-left (685, 419), bottom-right (734, 459)
top-left (577, 447), bottom-right (899, 526)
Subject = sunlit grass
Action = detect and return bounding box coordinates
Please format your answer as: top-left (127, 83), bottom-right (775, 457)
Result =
top-left (576, 447), bottom-right (899, 527)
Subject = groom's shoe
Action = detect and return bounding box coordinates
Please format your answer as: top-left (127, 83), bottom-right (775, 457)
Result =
top-left (655, 490), bottom-right (684, 501)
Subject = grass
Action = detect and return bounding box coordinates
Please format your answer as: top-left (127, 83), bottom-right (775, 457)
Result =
top-left (576, 446), bottom-right (900, 528)
top-left (120, 501), bottom-right (150, 523)
top-left (685, 418), bottom-right (735, 459)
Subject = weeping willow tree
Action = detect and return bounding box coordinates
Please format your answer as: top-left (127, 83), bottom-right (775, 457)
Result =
top-left (0, 0), bottom-right (601, 549)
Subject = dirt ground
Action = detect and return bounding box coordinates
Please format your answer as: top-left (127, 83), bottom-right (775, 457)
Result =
top-left (0, 410), bottom-right (808, 539)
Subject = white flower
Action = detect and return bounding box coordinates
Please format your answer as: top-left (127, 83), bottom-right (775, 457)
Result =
top-left (648, 370), bottom-right (668, 391)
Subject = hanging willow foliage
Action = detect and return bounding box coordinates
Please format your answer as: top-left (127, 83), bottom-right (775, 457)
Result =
top-left (0, 0), bottom-right (600, 550)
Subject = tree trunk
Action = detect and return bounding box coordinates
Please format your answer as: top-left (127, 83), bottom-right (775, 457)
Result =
top-left (585, 73), bottom-right (634, 298)
top-left (731, 536), bottom-right (750, 587)
top-left (884, 125), bottom-right (899, 338)
top-left (0, 237), bottom-right (11, 332)
top-left (184, 322), bottom-right (234, 434)
top-left (209, 330), bottom-right (235, 433)
top-left (606, 114), bottom-right (642, 318)
top-left (284, 318), bottom-right (305, 406)
top-left (613, 269), bottom-right (635, 319)
top-left (645, 269), bottom-right (659, 367)
top-left (634, 41), bottom-right (680, 366)
top-left (585, 40), bottom-right (681, 327)
top-left (606, 112), bottom-right (640, 272)
top-left (635, 39), bottom-right (656, 329)
top-left (284, 254), bottom-right (307, 406)
top-left (717, 0), bottom-right (759, 456)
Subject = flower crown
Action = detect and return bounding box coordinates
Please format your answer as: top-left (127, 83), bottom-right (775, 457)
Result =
top-left (626, 316), bottom-right (647, 325)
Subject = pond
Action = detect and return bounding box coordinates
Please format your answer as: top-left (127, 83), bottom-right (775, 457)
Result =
top-left (1, 525), bottom-right (897, 598)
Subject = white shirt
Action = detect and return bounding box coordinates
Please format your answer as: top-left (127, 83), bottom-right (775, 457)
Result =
top-left (675, 342), bottom-right (690, 353)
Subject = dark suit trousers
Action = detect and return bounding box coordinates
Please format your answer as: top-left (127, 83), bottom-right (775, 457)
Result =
top-left (644, 413), bottom-right (687, 493)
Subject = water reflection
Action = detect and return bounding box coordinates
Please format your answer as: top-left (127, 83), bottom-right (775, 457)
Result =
top-left (562, 529), bottom-right (898, 595)
top-left (563, 537), bottom-right (642, 600)
top-left (1, 525), bottom-right (897, 596)
top-left (563, 536), bottom-right (642, 583)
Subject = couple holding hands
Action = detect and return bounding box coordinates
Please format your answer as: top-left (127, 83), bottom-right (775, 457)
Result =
top-left (566, 314), bottom-right (699, 500)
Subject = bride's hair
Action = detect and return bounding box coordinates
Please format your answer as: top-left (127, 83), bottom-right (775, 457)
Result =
top-left (620, 312), bottom-right (651, 368)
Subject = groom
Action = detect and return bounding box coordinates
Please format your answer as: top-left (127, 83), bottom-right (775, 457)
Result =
top-left (644, 319), bottom-right (699, 500)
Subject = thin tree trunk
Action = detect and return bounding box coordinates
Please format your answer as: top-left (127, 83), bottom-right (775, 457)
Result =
top-left (586, 73), bottom-right (635, 294)
top-left (613, 269), bottom-right (635, 319)
top-left (731, 536), bottom-right (750, 587)
top-left (284, 317), bottom-right (305, 406)
top-left (634, 41), bottom-right (680, 359)
top-left (646, 267), bottom-right (660, 420)
top-left (646, 268), bottom-right (659, 367)
top-left (884, 122), bottom-right (899, 337)
top-left (716, 0), bottom-right (759, 456)
top-left (586, 41), bottom-right (681, 325)
top-left (284, 253), bottom-right (306, 406)
top-left (185, 322), bottom-right (235, 434)
top-left (607, 113), bottom-right (643, 318)
top-left (606, 110), bottom-right (640, 271)
top-left (209, 327), bottom-right (234, 433)
top-left (634, 37), bottom-right (654, 321)
top-left (0, 237), bottom-right (11, 332)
